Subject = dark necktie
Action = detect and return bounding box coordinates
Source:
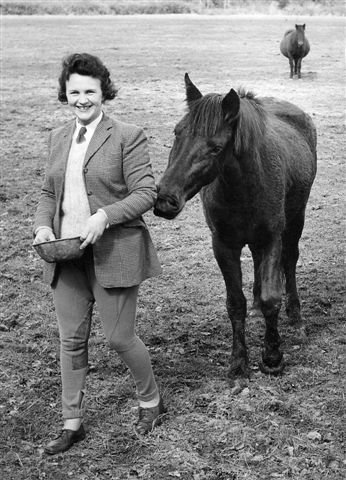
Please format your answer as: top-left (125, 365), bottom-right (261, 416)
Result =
top-left (76, 126), bottom-right (87, 144)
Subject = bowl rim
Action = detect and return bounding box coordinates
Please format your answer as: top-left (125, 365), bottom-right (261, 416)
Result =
top-left (33, 236), bottom-right (82, 247)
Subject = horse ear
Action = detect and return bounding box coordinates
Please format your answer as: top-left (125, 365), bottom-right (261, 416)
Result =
top-left (303, 24), bottom-right (306, 29)
top-left (222, 89), bottom-right (240, 122)
top-left (185, 73), bottom-right (202, 104)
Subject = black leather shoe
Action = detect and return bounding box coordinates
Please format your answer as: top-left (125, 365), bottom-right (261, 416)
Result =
top-left (44, 425), bottom-right (86, 455)
top-left (135, 398), bottom-right (167, 435)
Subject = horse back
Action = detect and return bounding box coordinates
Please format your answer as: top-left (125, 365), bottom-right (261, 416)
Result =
top-left (283, 29), bottom-right (294, 38)
top-left (280, 30), bottom-right (294, 57)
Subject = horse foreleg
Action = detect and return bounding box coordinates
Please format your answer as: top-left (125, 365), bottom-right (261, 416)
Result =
top-left (249, 246), bottom-right (262, 316)
top-left (212, 238), bottom-right (249, 380)
top-left (258, 237), bottom-right (285, 375)
top-left (297, 58), bottom-right (303, 78)
top-left (288, 56), bottom-right (294, 78)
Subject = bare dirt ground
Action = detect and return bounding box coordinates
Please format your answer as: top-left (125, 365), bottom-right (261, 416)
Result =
top-left (1, 14), bottom-right (345, 480)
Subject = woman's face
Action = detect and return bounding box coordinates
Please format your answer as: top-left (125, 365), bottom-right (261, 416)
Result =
top-left (66, 73), bottom-right (103, 125)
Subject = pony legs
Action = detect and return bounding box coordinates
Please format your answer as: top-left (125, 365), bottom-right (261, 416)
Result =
top-left (293, 58), bottom-right (302, 77)
top-left (288, 55), bottom-right (304, 78)
top-left (212, 238), bottom-right (249, 379)
top-left (249, 247), bottom-right (262, 314)
top-left (288, 56), bottom-right (294, 78)
top-left (296, 57), bottom-right (303, 78)
top-left (258, 237), bottom-right (285, 375)
top-left (282, 211), bottom-right (307, 340)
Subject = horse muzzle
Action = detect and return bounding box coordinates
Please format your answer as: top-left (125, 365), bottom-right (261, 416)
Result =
top-left (154, 192), bottom-right (183, 219)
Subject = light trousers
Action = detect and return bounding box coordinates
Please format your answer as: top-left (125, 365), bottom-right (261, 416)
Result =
top-left (52, 248), bottom-right (159, 419)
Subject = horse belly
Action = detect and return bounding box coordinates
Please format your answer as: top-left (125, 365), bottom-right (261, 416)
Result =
top-left (280, 39), bottom-right (289, 58)
top-left (200, 186), bottom-right (284, 248)
top-left (302, 40), bottom-right (310, 57)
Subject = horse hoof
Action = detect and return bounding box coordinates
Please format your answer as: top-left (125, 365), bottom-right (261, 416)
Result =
top-left (228, 363), bottom-right (250, 381)
top-left (229, 377), bottom-right (248, 395)
top-left (293, 325), bottom-right (308, 344)
top-left (259, 360), bottom-right (285, 376)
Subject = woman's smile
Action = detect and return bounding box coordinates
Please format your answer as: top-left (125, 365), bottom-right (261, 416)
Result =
top-left (66, 73), bottom-right (103, 125)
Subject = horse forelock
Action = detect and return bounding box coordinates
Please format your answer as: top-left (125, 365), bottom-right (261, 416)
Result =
top-left (187, 93), bottom-right (224, 137)
top-left (186, 89), bottom-right (266, 155)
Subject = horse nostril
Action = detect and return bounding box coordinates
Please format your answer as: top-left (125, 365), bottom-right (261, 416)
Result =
top-left (156, 192), bottom-right (180, 212)
top-left (166, 196), bottom-right (179, 210)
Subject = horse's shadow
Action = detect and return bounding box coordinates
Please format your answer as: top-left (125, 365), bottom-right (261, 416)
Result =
top-left (285, 71), bottom-right (318, 80)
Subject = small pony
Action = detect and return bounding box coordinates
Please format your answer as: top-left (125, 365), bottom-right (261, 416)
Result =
top-left (280, 24), bottom-right (310, 79)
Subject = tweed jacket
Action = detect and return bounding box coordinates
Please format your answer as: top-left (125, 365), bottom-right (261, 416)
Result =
top-left (34, 114), bottom-right (162, 287)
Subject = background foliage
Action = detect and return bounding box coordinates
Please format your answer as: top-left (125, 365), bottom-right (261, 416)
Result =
top-left (0, 0), bottom-right (344, 15)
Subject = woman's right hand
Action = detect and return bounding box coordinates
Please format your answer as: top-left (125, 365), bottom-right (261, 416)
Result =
top-left (33, 227), bottom-right (56, 244)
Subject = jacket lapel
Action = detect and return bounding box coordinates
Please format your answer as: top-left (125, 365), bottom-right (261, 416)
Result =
top-left (60, 122), bottom-right (75, 166)
top-left (54, 121), bottom-right (75, 196)
top-left (84, 115), bottom-right (113, 167)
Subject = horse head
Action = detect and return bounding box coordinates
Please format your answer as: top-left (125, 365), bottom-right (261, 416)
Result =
top-left (154, 74), bottom-right (240, 219)
top-left (295, 24), bottom-right (306, 47)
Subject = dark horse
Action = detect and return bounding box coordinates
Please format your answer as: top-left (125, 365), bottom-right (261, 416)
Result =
top-left (280, 24), bottom-right (310, 79)
top-left (154, 74), bottom-right (317, 381)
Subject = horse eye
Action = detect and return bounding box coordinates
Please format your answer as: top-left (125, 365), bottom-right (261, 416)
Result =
top-left (210, 144), bottom-right (223, 155)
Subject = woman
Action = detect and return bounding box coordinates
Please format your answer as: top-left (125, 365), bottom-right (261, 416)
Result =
top-left (33, 53), bottom-right (165, 455)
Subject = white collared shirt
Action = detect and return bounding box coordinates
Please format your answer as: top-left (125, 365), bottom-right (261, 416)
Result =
top-left (60, 113), bottom-right (103, 238)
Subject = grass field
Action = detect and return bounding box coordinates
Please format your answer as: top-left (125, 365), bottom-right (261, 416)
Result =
top-left (1, 14), bottom-right (345, 480)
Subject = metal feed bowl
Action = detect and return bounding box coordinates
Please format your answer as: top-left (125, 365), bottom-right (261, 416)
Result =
top-left (33, 237), bottom-right (84, 263)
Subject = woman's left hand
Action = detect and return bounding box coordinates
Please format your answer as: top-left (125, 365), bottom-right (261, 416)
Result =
top-left (80, 211), bottom-right (109, 249)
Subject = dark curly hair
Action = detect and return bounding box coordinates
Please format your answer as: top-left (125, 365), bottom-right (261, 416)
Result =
top-left (58, 53), bottom-right (118, 104)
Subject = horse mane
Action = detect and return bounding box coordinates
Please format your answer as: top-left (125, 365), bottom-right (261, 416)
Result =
top-left (187, 88), bottom-right (267, 155)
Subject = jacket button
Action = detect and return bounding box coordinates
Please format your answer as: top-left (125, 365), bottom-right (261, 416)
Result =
top-left (83, 168), bottom-right (88, 173)
top-left (87, 191), bottom-right (92, 196)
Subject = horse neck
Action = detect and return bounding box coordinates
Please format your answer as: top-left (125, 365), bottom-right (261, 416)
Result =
top-left (214, 144), bottom-right (264, 201)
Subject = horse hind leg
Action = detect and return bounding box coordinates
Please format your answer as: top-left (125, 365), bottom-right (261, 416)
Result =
top-left (282, 212), bottom-right (307, 341)
top-left (258, 236), bottom-right (285, 375)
